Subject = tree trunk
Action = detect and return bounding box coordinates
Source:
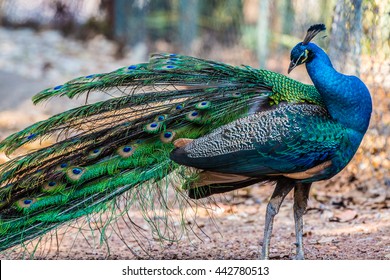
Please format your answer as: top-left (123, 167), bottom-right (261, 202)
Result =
top-left (329, 0), bottom-right (363, 76)
top-left (257, 0), bottom-right (271, 68)
top-left (179, 0), bottom-right (199, 54)
top-left (113, 0), bottom-right (148, 60)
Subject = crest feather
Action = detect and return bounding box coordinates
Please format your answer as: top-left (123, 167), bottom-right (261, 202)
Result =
top-left (303, 24), bottom-right (326, 45)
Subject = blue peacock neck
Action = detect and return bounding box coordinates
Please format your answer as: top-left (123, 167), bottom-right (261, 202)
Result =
top-left (305, 43), bottom-right (372, 138)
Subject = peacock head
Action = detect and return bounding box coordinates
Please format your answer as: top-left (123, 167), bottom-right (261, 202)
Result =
top-left (288, 24), bottom-right (326, 73)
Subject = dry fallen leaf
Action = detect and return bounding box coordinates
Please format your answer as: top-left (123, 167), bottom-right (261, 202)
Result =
top-left (329, 209), bottom-right (358, 223)
top-left (317, 237), bottom-right (337, 244)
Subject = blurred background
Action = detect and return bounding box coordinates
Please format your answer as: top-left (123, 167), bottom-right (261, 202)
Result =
top-left (0, 0), bottom-right (388, 77)
top-left (0, 0), bottom-right (389, 259)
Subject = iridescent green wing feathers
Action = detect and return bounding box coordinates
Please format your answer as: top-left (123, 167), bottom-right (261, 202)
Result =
top-left (0, 53), bottom-right (323, 251)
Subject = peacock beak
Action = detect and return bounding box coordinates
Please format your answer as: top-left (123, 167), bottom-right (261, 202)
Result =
top-left (288, 61), bottom-right (297, 74)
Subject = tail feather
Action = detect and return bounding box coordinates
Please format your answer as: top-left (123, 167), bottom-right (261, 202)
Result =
top-left (0, 53), bottom-right (322, 253)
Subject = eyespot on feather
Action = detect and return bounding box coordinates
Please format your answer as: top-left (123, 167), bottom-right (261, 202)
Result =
top-left (53, 85), bottom-right (63, 91)
top-left (186, 111), bottom-right (201, 121)
top-left (154, 114), bottom-right (168, 122)
top-left (87, 147), bottom-right (103, 159)
top-left (231, 92), bottom-right (242, 98)
top-left (66, 167), bottom-right (85, 182)
top-left (171, 104), bottom-right (184, 112)
top-left (163, 65), bottom-right (176, 69)
top-left (117, 145), bottom-right (136, 158)
top-left (56, 162), bottom-right (69, 172)
top-left (144, 122), bottom-right (162, 133)
top-left (127, 65), bottom-right (137, 71)
top-left (26, 133), bottom-right (36, 140)
top-left (43, 181), bottom-right (66, 193)
top-left (16, 198), bottom-right (36, 209)
top-left (160, 130), bottom-right (176, 143)
top-left (195, 101), bottom-right (211, 110)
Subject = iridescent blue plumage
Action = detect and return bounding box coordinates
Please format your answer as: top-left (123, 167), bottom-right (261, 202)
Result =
top-left (172, 24), bottom-right (372, 259)
top-left (305, 43), bottom-right (372, 131)
top-left (172, 40), bottom-right (372, 188)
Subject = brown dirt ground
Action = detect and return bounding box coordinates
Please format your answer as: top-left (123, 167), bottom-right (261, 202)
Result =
top-left (2, 179), bottom-right (389, 260)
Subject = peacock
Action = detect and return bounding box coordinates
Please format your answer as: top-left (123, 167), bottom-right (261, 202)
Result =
top-left (0, 24), bottom-right (372, 260)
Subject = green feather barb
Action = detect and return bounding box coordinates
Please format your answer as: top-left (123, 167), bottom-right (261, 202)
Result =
top-left (0, 53), bottom-right (323, 254)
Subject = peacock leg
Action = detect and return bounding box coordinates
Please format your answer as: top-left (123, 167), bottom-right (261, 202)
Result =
top-left (293, 183), bottom-right (312, 260)
top-left (261, 179), bottom-right (295, 259)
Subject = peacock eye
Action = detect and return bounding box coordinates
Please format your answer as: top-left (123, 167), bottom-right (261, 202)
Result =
top-left (300, 49), bottom-right (309, 63)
